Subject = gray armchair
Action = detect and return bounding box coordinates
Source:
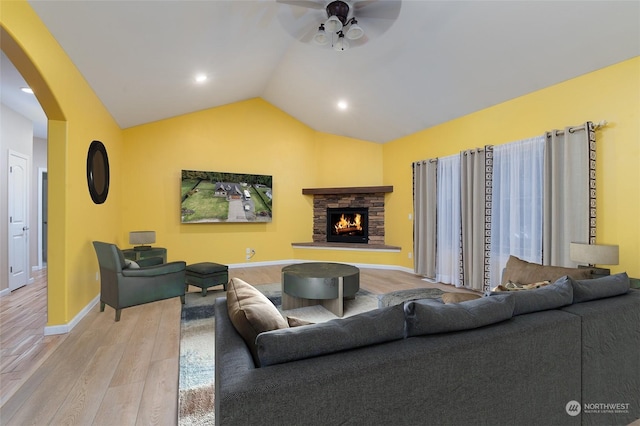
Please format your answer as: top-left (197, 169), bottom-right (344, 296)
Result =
top-left (93, 241), bottom-right (186, 321)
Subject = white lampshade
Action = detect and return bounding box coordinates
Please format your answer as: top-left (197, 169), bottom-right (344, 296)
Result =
top-left (129, 231), bottom-right (156, 246)
top-left (346, 22), bottom-right (363, 40)
top-left (333, 32), bottom-right (349, 51)
top-left (314, 25), bottom-right (328, 45)
top-left (324, 15), bottom-right (342, 33)
top-left (569, 243), bottom-right (619, 266)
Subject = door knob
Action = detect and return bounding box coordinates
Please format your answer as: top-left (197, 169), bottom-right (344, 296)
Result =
top-left (23, 226), bottom-right (29, 231)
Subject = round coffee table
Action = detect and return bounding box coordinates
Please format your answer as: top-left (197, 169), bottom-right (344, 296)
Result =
top-left (281, 262), bottom-right (360, 317)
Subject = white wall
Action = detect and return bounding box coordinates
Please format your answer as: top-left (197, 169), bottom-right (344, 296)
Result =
top-left (0, 103), bottom-right (35, 292)
top-left (31, 137), bottom-right (47, 270)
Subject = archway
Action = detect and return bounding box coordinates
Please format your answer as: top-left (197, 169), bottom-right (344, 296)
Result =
top-left (1, 24), bottom-right (67, 332)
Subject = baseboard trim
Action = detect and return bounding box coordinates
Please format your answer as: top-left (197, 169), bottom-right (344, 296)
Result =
top-left (44, 295), bottom-right (100, 336)
top-left (228, 259), bottom-right (302, 269)
top-left (0, 288), bottom-right (10, 297)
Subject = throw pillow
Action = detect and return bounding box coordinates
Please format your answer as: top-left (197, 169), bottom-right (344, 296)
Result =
top-left (501, 255), bottom-right (593, 285)
top-left (570, 272), bottom-right (630, 303)
top-left (226, 277), bottom-right (289, 365)
top-left (256, 304), bottom-right (405, 367)
top-left (487, 276), bottom-right (574, 316)
top-left (405, 294), bottom-right (514, 337)
top-left (441, 292), bottom-right (481, 304)
top-left (287, 316), bottom-right (314, 327)
top-left (124, 259), bottom-right (140, 269)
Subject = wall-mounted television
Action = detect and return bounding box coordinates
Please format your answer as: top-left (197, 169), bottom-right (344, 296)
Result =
top-left (181, 170), bottom-right (272, 223)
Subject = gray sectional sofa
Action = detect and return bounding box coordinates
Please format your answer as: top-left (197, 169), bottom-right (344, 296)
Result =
top-left (214, 273), bottom-right (640, 425)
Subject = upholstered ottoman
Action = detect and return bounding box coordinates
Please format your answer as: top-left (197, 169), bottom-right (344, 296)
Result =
top-left (185, 262), bottom-right (228, 296)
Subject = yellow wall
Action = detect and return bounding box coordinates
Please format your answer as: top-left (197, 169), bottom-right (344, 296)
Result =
top-left (121, 99), bottom-right (397, 265)
top-left (1, 1), bottom-right (123, 326)
top-left (383, 57), bottom-right (640, 277)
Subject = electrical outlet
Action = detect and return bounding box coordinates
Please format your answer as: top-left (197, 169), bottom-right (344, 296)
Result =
top-left (95, 272), bottom-right (99, 281)
top-left (408, 252), bottom-right (412, 259)
top-left (246, 248), bottom-right (256, 260)
top-left (408, 213), bottom-right (413, 220)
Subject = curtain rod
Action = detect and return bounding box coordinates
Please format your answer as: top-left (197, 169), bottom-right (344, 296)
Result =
top-left (413, 159), bottom-right (438, 166)
top-left (552, 120), bottom-right (607, 136)
top-left (415, 120), bottom-right (607, 166)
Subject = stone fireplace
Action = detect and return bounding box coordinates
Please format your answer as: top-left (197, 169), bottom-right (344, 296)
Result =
top-left (302, 186), bottom-right (392, 246)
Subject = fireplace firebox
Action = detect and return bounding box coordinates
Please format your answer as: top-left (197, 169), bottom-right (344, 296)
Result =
top-left (326, 207), bottom-right (369, 244)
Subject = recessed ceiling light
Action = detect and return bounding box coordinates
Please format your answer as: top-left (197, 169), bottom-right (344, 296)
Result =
top-left (337, 100), bottom-right (348, 110)
top-left (194, 74), bottom-right (208, 83)
top-left (20, 87), bottom-right (34, 94)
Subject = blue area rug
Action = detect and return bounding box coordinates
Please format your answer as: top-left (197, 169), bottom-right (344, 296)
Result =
top-left (178, 289), bottom-right (220, 426)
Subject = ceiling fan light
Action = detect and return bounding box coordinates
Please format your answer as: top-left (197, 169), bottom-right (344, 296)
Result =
top-left (324, 15), bottom-right (342, 33)
top-left (314, 24), bottom-right (328, 45)
top-left (346, 23), bottom-right (364, 40)
top-left (333, 32), bottom-right (349, 51)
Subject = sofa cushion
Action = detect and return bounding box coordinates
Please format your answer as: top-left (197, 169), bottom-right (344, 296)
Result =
top-left (441, 292), bottom-right (481, 304)
top-left (570, 272), bottom-right (630, 303)
top-left (226, 278), bottom-right (289, 364)
top-left (256, 304), bottom-right (405, 367)
top-left (501, 255), bottom-right (593, 285)
top-left (405, 294), bottom-right (514, 337)
top-left (487, 276), bottom-right (574, 316)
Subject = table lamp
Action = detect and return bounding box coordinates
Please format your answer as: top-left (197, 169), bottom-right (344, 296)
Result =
top-left (129, 231), bottom-right (156, 251)
top-left (569, 242), bottom-right (619, 277)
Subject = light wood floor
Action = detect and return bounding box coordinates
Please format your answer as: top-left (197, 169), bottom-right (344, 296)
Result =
top-left (0, 265), bottom-right (471, 425)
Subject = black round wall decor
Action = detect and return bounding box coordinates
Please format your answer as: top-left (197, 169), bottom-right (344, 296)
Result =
top-left (86, 140), bottom-right (110, 204)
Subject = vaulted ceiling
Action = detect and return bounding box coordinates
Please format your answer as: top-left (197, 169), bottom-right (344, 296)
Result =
top-left (3, 1), bottom-right (639, 143)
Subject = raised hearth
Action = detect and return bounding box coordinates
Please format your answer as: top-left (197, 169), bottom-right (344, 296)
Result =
top-left (291, 242), bottom-right (401, 251)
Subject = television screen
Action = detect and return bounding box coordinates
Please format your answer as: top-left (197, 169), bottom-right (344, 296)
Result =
top-left (181, 170), bottom-right (272, 223)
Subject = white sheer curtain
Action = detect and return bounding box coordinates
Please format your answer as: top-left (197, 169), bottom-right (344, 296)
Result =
top-left (436, 155), bottom-right (461, 287)
top-left (490, 136), bottom-right (545, 285)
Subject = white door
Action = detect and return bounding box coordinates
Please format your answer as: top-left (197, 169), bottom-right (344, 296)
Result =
top-left (8, 151), bottom-right (29, 291)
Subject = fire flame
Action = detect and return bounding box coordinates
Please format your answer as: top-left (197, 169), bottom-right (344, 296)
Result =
top-left (335, 213), bottom-right (362, 233)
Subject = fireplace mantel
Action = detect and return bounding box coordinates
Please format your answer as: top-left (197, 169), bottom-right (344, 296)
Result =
top-left (302, 186), bottom-right (393, 195)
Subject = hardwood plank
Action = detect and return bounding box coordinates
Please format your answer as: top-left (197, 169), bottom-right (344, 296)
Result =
top-left (135, 358), bottom-right (179, 426)
top-left (93, 381), bottom-right (145, 425)
top-left (0, 271), bottom-right (66, 407)
top-left (3, 331), bottom-right (105, 425)
top-left (49, 342), bottom-right (126, 425)
top-left (151, 299), bottom-right (181, 362)
top-left (108, 303), bottom-right (162, 387)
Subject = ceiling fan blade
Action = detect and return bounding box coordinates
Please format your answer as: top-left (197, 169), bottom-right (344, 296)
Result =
top-left (276, 0), bottom-right (325, 10)
top-left (353, 0), bottom-right (376, 9)
top-left (354, 0), bottom-right (401, 20)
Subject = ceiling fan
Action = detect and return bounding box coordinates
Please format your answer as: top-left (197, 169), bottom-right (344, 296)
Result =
top-left (276, 0), bottom-right (402, 51)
